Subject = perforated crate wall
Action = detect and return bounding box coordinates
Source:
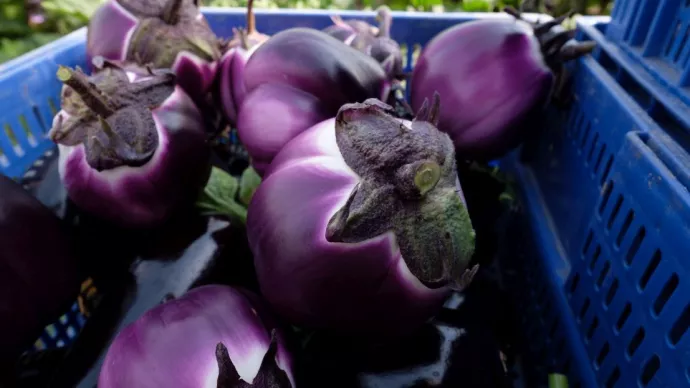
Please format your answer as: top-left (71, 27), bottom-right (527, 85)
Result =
top-left (524, 53), bottom-right (643, 265)
top-left (565, 129), bottom-right (690, 387)
top-left (605, 0), bottom-right (690, 107)
top-left (504, 17), bottom-right (690, 387)
top-left (0, 30), bottom-right (89, 179)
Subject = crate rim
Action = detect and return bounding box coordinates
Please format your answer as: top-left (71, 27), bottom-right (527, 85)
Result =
top-left (0, 8), bottom-right (560, 80)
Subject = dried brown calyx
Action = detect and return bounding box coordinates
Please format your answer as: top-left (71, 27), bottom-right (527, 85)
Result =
top-left (50, 61), bottom-right (176, 171)
top-left (326, 94), bottom-right (477, 292)
top-left (126, 0), bottom-right (222, 67)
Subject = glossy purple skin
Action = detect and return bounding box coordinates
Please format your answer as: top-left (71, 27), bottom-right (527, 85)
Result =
top-left (410, 19), bottom-right (554, 160)
top-left (0, 176), bottom-right (79, 367)
top-left (237, 83), bottom-right (331, 176)
top-left (243, 28), bottom-right (389, 112)
top-left (249, 118), bottom-right (451, 335)
top-left (217, 46), bottom-right (254, 125)
top-left (56, 86), bottom-right (210, 228)
top-left (99, 285), bottom-right (295, 388)
top-left (86, 0), bottom-right (217, 104)
top-left (238, 28), bottom-right (389, 175)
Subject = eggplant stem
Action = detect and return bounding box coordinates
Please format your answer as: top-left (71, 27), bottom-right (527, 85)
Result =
top-left (57, 66), bottom-right (115, 118)
top-left (162, 0), bottom-right (184, 25)
top-left (376, 5), bottom-right (392, 38)
top-left (246, 0), bottom-right (256, 34)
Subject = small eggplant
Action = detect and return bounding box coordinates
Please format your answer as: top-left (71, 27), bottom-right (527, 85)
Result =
top-left (215, 0), bottom-right (270, 126)
top-left (98, 285), bottom-right (295, 388)
top-left (247, 96), bottom-right (477, 335)
top-left (0, 175), bottom-right (79, 368)
top-left (236, 28), bottom-right (392, 175)
top-left (86, 0), bottom-right (221, 104)
top-left (49, 59), bottom-right (210, 228)
top-left (410, 8), bottom-right (595, 160)
top-left (323, 6), bottom-right (404, 80)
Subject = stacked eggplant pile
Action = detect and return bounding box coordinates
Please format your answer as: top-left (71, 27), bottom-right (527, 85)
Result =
top-left (2, 1), bottom-right (595, 387)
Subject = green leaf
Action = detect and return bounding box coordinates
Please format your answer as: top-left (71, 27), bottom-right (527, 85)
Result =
top-left (195, 166), bottom-right (248, 224)
top-left (238, 166), bottom-right (262, 207)
top-left (548, 374), bottom-right (569, 388)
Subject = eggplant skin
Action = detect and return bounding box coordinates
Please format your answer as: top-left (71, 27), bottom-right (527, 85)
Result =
top-left (0, 176), bottom-right (79, 368)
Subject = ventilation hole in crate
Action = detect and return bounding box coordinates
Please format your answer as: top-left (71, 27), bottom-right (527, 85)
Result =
top-left (653, 273), bottom-right (679, 316)
top-left (594, 144), bottom-right (607, 173)
top-left (595, 342), bottom-right (610, 367)
top-left (673, 26), bottom-right (690, 64)
top-left (587, 132), bottom-right (600, 163)
top-left (47, 98), bottom-right (58, 116)
top-left (579, 298), bottom-right (591, 320)
top-left (599, 181), bottom-right (614, 215)
top-left (580, 121), bottom-right (592, 149)
top-left (605, 367), bottom-right (621, 388)
top-left (669, 303), bottom-right (690, 345)
top-left (401, 43), bottom-right (409, 69)
top-left (412, 44), bottom-right (422, 67)
top-left (627, 327), bottom-right (645, 357)
top-left (597, 261), bottom-right (611, 288)
top-left (616, 303), bottom-right (632, 331)
top-left (32, 105), bottom-right (47, 132)
top-left (625, 227), bottom-right (646, 266)
top-left (586, 316), bottom-right (599, 340)
top-left (639, 250), bottom-right (662, 290)
top-left (3, 124), bottom-right (19, 147)
top-left (583, 230), bottom-right (594, 257)
top-left (600, 156), bottom-right (614, 185)
top-left (665, 22), bottom-right (682, 57)
top-left (589, 245), bottom-right (602, 273)
top-left (615, 210), bottom-right (634, 247)
top-left (640, 355), bottom-right (660, 386)
top-left (605, 279), bottom-right (619, 307)
top-left (569, 273), bottom-right (581, 295)
top-left (18, 115), bottom-right (36, 145)
top-left (607, 195), bottom-right (624, 230)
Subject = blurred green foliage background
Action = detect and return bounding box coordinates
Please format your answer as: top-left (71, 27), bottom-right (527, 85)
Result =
top-left (0, 0), bottom-right (613, 64)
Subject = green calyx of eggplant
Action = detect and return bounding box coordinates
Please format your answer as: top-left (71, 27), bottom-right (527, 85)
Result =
top-left (50, 59), bottom-right (175, 171)
top-left (215, 329), bottom-right (292, 388)
top-left (326, 94), bottom-right (477, 292)
top-left (127, 0), bottom-right (222, 66)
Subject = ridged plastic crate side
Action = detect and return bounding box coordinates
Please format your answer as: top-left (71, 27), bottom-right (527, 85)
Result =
top-left (0, 29), bottom-right (89, 179)
top-left (565, 129), bottom-right (690, 387)
top-left (525, 52), bottom-right (650, 268)
top-left (605, 0), bottom-right (690, 107)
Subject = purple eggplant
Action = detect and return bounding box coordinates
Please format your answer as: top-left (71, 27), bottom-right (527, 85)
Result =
top-left (0, 175), bottom-right (79, 368)
top-left (49, 59), bottom-right (210, 228)
top-left (410, 8), bottom-right (595, 160)
top-left (86, 0), bottom-right (221, 104)
top-left (323, 6), bottom-right (404, 80)
top-left (247, 95), bottom-right (477, 335)
top-left (99, 285), bottom-right (295, 388)
top-left (215, 0), bottom-right (270, 126)
top-left (236, 28), bottom-right (392, 176)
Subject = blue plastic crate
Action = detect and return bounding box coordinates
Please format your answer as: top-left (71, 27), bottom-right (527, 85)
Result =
top-left (605, 0), bottom-right (690, 108)
top-left (2, 8), bottom-right (689, 388)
